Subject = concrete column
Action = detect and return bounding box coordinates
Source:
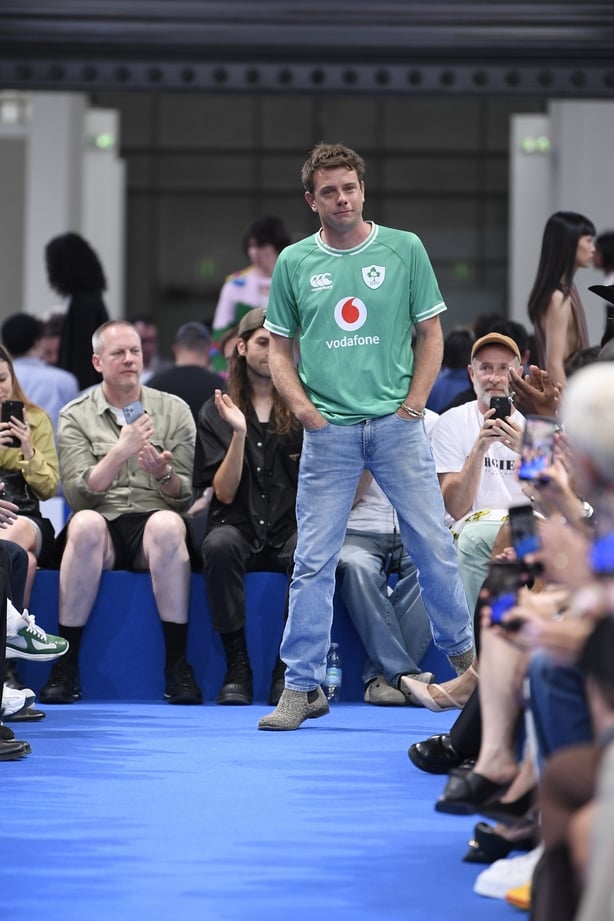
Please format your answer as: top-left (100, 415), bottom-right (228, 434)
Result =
top-left (508, 113), bottom-right (552, 328)
top-left (83, 109), bottom-right (126, 318)
top-left (22, 93), bottom-right (86, 315)
top-left (0, 124), bottom-right (26, 321)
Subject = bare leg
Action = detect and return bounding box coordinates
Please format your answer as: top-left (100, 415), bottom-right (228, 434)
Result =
top-left (0, 520), bottom-right (41, 608)
top-left (138, 510), bottom-right (190, 624)
top-left (59, 511), bottom-right (115, 626)
top-left (471, 625), bottom-right (529, 785)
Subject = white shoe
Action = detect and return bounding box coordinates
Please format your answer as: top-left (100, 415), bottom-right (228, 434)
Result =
top-left (473, 844), bottom-right (544, 899)
top-left (1, 684), bottom-right (36, 717)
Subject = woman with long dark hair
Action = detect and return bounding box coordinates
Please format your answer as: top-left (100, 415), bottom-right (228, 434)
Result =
top-left (45, 232), bottom-right (109, 390)
top-left (0, 345), bottom-right (59, 604)
top-left (528, 211), bottom-right (596, 387)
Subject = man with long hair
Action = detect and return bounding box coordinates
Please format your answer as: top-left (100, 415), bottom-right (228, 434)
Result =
top-left (193, 307), bottom-right (301, 706)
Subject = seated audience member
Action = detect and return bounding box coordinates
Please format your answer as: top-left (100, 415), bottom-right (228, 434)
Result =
top-left (40, 312), bottom-right (66, 367)
top-left (39, 320), bottom-right (201, 706)
top-left (443, 362), bottom-right (614, 911)
top-left (132, 315), bottom-right (172, 383)
top-left (530, 615), bottom-right (614, 921)
top-left (337, 413), bottom-right (441, 705)
top-left (0, 345), bottom-right (59, 603)
top-left (193, 308), bottom-right (300, 706)
top-left (426, 327), bottom-right (473, 413)
top-left (1, 313), bottom-right (79, 432)
top-left (430, 332), bottom-right (529, 618)
top-left (444, 318), bottom-right (532, 411)
top-left (1, 533), bottom-right (68, 739)
top-left (147, 321), bottom-right (224, 422)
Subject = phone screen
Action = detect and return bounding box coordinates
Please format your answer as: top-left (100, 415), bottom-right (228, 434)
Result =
top-left (508, 504), bottom-right (540, 559)
top-left (1, 400), bottom-right (24, 448)
top-left (483, 561), bottom-right (524, 626)
top-left (518, 415), bottom-right (557, 482)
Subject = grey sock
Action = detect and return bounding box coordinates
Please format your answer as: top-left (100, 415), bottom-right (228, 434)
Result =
top-left (448, 649), bottom-right (475, 676)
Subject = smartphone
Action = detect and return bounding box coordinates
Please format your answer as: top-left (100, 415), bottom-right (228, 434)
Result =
top-left (123, 400), bottom-right (145, 424)
top-left (490, 395), bottom-right (512, 420)
top-left (1, 399), bottom-right (24, 448)
top-left (484, 561), bottom-right (524, 629)
top-left (517, 415), bottom-right (558, 482)
top-left (508, 504), bottom-right (540, 559)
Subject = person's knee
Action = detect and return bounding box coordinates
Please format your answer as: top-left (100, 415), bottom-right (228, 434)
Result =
top-left (65, 510), bottom-right (107, 553)
top-left (145, 511), bottom-right (187, 555)
top-left (202, 527), bottom-right (242, 568)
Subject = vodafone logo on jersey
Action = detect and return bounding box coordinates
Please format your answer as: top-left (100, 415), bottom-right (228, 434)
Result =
top-left (333, 296), bottom-right (367, 332)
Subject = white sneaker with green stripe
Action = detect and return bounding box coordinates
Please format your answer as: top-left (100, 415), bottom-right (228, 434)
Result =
top-left (6, 610), bottom-right (69, 662)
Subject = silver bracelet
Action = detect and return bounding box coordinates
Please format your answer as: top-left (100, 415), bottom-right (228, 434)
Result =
top-left (400, 403), bottom-right (425, 418)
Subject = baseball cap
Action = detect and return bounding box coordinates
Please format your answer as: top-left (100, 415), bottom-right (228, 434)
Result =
top-left (471, 332), bottom-right (521, 362)
top-left (588, 284), bottom-right (614, 306)
top-left (238, 307), bottom-right (267, 337)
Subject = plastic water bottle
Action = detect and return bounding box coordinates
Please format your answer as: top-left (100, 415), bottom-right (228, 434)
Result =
top-left (324, 643), bottom-right (342, 703)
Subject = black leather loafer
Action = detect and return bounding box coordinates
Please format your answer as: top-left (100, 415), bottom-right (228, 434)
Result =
top-left (408, 733), bottom-right (467, 774)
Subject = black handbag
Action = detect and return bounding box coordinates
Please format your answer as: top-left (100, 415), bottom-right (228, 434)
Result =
top-left (0, 468), bottom-right (41, 517)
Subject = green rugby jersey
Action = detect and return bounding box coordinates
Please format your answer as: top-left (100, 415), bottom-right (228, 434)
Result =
top-left (265, 222), bottom-right (446, 424)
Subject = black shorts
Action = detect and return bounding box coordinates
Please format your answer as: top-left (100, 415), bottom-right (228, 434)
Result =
top-left (105, 512), bottom-right (158, 570)
top-left (53, 511), bottom-right (184, 571)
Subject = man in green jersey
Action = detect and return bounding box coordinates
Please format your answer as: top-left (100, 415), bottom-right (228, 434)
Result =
top-left (258, 143), bottom-right (474, 730)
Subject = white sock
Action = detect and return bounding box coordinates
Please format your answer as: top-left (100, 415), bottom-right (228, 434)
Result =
top-left (5, 599), bottom-right (26, 637)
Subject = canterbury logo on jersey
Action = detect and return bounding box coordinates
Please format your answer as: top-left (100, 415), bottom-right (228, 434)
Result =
top-left (310, 273), bottom-right (333, 289)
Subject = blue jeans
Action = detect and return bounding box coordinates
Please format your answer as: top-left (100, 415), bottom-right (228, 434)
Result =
top-left (337, 530), bottom-right (432, 686)
top-left (528, 653), bottom-right (592, 767)
top-left (280, 414), bottom-right (474, 690)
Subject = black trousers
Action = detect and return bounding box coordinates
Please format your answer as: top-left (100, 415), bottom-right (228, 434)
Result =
top-left (202, 525), bottom-right (296, 633)
top-left (0, 541), bottom-right (29, 710)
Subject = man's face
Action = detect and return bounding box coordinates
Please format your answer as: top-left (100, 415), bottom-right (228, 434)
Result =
top-left (305, 166), bottom-right (365, 238)
top-left (238, 329), bottom-right (271, 380)
top-left (133, 321), bottom-right (158, 367)
top-left (469, 346), bottom-right (520, 411)
top-left (93, 325), bottom-right (143, 389)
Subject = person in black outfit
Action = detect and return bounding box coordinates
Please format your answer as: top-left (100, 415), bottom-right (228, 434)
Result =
top-left (193, 308), bottom-right (301, 706)
top-left (45, 232), bottom-right (110, 391)
top-left (0, 535), bottom-right (33, 760)
top-left (147, 321), bottom-right (225, 422)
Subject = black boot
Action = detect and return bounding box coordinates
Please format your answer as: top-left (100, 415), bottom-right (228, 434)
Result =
top-left (217, 628), bottom-right (253, 705)
top-left (39, 657), bottom-right (81, 704)
top-left (268, 656), bottom-right (286, 706)
top-left (3, 661), bottom-right (25, 690)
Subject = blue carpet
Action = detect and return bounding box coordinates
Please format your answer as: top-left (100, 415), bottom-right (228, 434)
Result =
top-left (3, 703), bottom-right (519, 920)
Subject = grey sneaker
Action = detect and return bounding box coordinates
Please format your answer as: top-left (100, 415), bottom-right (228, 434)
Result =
top-left (258, 686), bottom-right (329, 731)
top-left (364, 674), bottom-right (407, 706)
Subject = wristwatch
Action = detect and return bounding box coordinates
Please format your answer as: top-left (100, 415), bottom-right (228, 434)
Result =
top-left (581, 500), bottom-right (594, 520)
top-left (156, 464), bottom-right (173, 487)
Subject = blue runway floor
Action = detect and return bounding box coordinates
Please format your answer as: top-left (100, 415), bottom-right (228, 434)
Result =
top-left (4, 702), bottom-right (520, 921)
